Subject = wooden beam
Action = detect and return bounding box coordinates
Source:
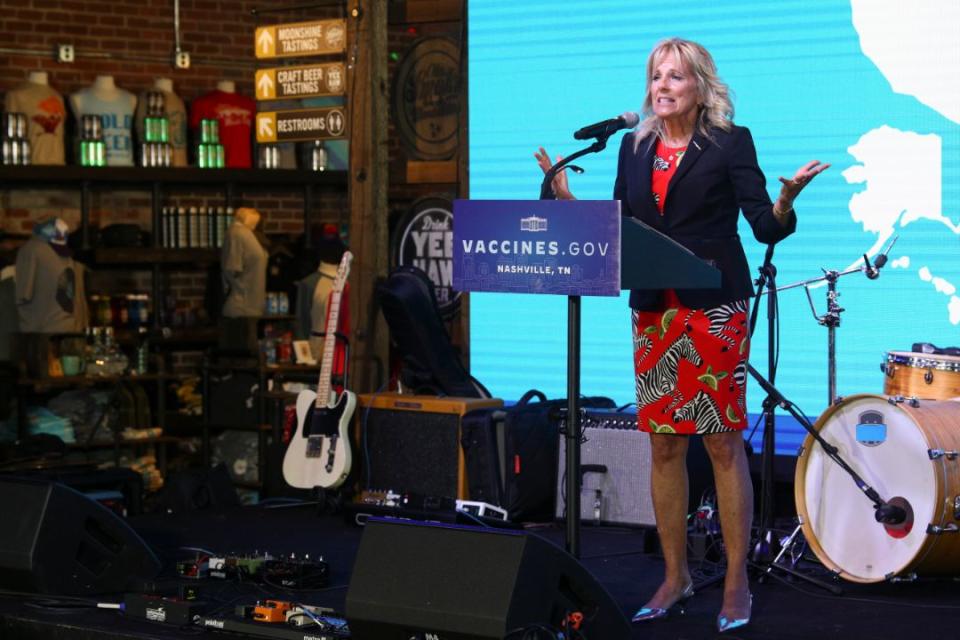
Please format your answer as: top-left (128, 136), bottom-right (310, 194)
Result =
top-left (348, 0), bottom-right (390, 394)
top-left (405, 0), bottom-right (463, 23)
top-left (406, 159), bottom-right (458, 184)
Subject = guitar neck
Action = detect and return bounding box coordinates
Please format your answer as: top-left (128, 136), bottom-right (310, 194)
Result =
top-left (315, 290), bottom-right (341, 407)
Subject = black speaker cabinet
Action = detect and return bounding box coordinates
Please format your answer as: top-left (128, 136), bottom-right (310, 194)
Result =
top-left (345, 518), bottom-right (631, 640)
top-left (0, 477), bottom-right (161, 595)
top-left (356, 393), bottom-right (501, 500)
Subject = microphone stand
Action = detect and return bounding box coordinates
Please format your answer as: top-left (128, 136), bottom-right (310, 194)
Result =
top-left (539, 136), bottom-right (610, 200)
top-left (747, 244), bottom-right (779, 565)
top-left (540, 133), bottom-right (612, 558)
top-left (732, 241), bottom-right (899, 594)
top-left (694, 243), bottom-right (844, 595)
top-left (755, 236), bottom-right (898, 407)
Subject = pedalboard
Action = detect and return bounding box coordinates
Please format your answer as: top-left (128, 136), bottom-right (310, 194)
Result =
top-left (123, 593), bottom-right (208, 626)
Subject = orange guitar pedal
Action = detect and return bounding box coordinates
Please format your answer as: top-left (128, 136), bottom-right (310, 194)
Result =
top-left (252, 600), bottom-right (292, 623)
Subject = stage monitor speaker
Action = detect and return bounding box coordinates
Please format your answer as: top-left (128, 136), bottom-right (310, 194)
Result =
top-left (555, 409), bottom-right (714, 526)
top-left (345, 518), bottom-right (631, 640)
top-left (0, 477), bottom-right (161, 595)
top-left (356, 393), bottom-right (501, 500)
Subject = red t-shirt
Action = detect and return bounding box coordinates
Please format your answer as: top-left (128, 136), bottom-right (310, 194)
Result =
top-left (189, 90), bottom-right (255, 168)
top-left (650, 140), bottom-right (687, 214)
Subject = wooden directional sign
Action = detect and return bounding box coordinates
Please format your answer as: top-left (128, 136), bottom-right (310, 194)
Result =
top-left (256, 107), bottom-right (348, 143)
top-left (255, 19), bottom-right (347, 59)
top-left (254, 62), bottom-right (346, 101)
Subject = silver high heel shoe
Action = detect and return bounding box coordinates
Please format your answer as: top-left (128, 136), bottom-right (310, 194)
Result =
top-left (631, 582), bottom-right (695, 623)
top-left (717, 593), bottom-right (753, 633)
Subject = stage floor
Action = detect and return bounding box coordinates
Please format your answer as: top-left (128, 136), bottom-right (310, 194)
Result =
top-left (1, 504), bottom-right (958, 640)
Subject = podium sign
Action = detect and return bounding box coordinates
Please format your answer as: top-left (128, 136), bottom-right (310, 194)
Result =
top-left (452, 199), bottom-right (621, 297)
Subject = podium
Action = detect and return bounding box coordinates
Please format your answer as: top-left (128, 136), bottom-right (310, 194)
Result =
top-left (453, 199), bottom-right (720, 555)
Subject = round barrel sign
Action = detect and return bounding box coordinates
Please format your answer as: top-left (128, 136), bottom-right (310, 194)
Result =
top-left (392, 37), bottom-right (460, 160)
top-left (393, 196), bottom-right (460, 318)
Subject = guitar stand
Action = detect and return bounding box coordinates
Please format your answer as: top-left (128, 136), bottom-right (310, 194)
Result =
top-left (311, 486), bottom-right (345, 515)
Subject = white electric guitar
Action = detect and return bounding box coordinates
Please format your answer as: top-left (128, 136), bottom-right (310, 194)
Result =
top-left (282, 252), bottom-right (355, 490)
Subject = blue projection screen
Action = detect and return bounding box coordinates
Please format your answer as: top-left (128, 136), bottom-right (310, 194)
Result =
top-left (466, 0), bottom-right (960, 454)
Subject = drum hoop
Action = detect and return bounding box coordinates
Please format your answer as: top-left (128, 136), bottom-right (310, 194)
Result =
top-left (886, 352), bottom-right (960, 372)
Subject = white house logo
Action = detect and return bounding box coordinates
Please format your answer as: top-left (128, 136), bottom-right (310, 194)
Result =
top-left (520, 215), bottom-right (548, 232)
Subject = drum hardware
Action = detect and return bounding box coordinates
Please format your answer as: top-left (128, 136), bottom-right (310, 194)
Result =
top-left (760, 236), bottom-right (898, 406)
top-left (925, 370), bottom-right (934, 385)
top-left (888, 573), bottom-right (917, 583)
top-left (954, 496), bottom-right (960, 519)
top-left (887, 395), bottom-right (920, 407)
top-left (764, 520), bottom-right (806, 577)
top-left (926, 523), bottom-right (959, 535)
top-left (927, 449), bottom-right (958, 461)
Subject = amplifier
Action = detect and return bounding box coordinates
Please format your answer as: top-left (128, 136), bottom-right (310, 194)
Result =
top-left (555, 409), bottom-right (655, 527)
top-left (355, 393), bottom-right (502, 501)
top-left (555, 409), bottom-right (714, 527)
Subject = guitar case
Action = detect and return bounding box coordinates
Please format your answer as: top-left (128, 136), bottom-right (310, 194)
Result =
top-left (461, 390), bottom-right (616, 523)
top-left (377, 266), bottom-right (489, 398)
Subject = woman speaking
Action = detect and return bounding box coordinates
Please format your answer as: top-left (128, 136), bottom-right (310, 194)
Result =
top-left (536, 37), bottom-right (828, 633)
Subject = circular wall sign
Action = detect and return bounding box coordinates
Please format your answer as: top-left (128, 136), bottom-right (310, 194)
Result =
top-left (392, 196), bottom-right (460, 318)
top-left (392, 37), bottom-right (461, 160)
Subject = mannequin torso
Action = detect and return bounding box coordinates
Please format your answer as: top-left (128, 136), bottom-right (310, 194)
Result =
top-left (133, 77), bottom-right (188, 166)
top-left (70, 75), bottom-right (137, 166)
top-left (189, 81), bottom-right (255, 168)
top-left (5, 71), bottom-right (66, 165)
top-left (220, 208), bottom-right (268, 318)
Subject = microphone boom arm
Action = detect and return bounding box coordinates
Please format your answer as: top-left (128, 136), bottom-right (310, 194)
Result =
top-left (539, 136), bottom-right (611, 200)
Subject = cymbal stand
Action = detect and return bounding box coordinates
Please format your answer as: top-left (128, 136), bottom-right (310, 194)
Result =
top-left (758, 235), bottom-right (898, 406)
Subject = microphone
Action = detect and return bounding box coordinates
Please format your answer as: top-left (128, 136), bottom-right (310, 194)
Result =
top-left (864, 235), bottom-right (898, 280)
top-left (573, 111), bottom-right (639, 140)
top-left (874, 502), bottom-right (907, 525)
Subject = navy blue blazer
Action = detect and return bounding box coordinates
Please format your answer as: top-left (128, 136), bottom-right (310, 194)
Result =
top-left (614, 124), bottom-right (796, 310)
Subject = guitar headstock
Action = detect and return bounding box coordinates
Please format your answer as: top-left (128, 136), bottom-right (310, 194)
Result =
top-left (334, 251), bottom-right (353, 292)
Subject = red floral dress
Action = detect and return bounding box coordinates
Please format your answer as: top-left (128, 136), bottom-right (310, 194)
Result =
top-left (633, 140), bottom-right (749, 435)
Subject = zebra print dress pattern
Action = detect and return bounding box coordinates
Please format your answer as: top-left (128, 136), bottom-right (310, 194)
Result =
top-left (633, 289), bottom-right (749, 435)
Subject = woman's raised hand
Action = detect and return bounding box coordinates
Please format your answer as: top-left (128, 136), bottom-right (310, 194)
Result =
top-left (776, 160), bottom-right (830, 210)
top-left (534, 147), bottom-right (575, 200)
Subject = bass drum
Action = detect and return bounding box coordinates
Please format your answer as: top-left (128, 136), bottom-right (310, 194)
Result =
top-left (795, 394), bottom-right (960, 583)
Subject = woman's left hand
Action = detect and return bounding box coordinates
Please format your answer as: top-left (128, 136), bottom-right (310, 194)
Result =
top-left (777, 160), bottom-right (830, 205)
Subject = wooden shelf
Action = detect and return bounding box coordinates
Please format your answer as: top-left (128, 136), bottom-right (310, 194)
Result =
top-left (204, 423), bottom-right (273, 433)
top-left (17, 372), bottom-right (180, 391)
top-left (0, 165), bottom-right (348, 187)
top-left (68, 436), bottom-right (178, 450)
top-left (92, 247), bottom-right (220, 265)
top-left (113, 326), bottom-right (219, 346)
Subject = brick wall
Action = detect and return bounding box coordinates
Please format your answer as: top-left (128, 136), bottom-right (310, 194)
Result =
top-left (1, 0), bottom-right (466, 373)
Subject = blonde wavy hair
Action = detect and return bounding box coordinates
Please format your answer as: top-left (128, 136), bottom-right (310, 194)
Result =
top-left (635, 38), bottom-right (734, 149)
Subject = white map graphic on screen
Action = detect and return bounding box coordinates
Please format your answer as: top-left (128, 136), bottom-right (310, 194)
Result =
top-left (845, 0), bottom-right (960, 324)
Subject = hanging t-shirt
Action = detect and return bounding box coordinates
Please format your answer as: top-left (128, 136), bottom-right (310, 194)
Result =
top-left (221, 222), bottom-right (268, 318)
top-left (4, 81), bottom-right (67, 165)
top-left (134, 88), bottom-right (188, 167)
top-left (70, 86), bottom-right (137, 166)
top-left (189, 90), bottom-right (255, 168)
top-left (14, 236), bottom-right (88, 333)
